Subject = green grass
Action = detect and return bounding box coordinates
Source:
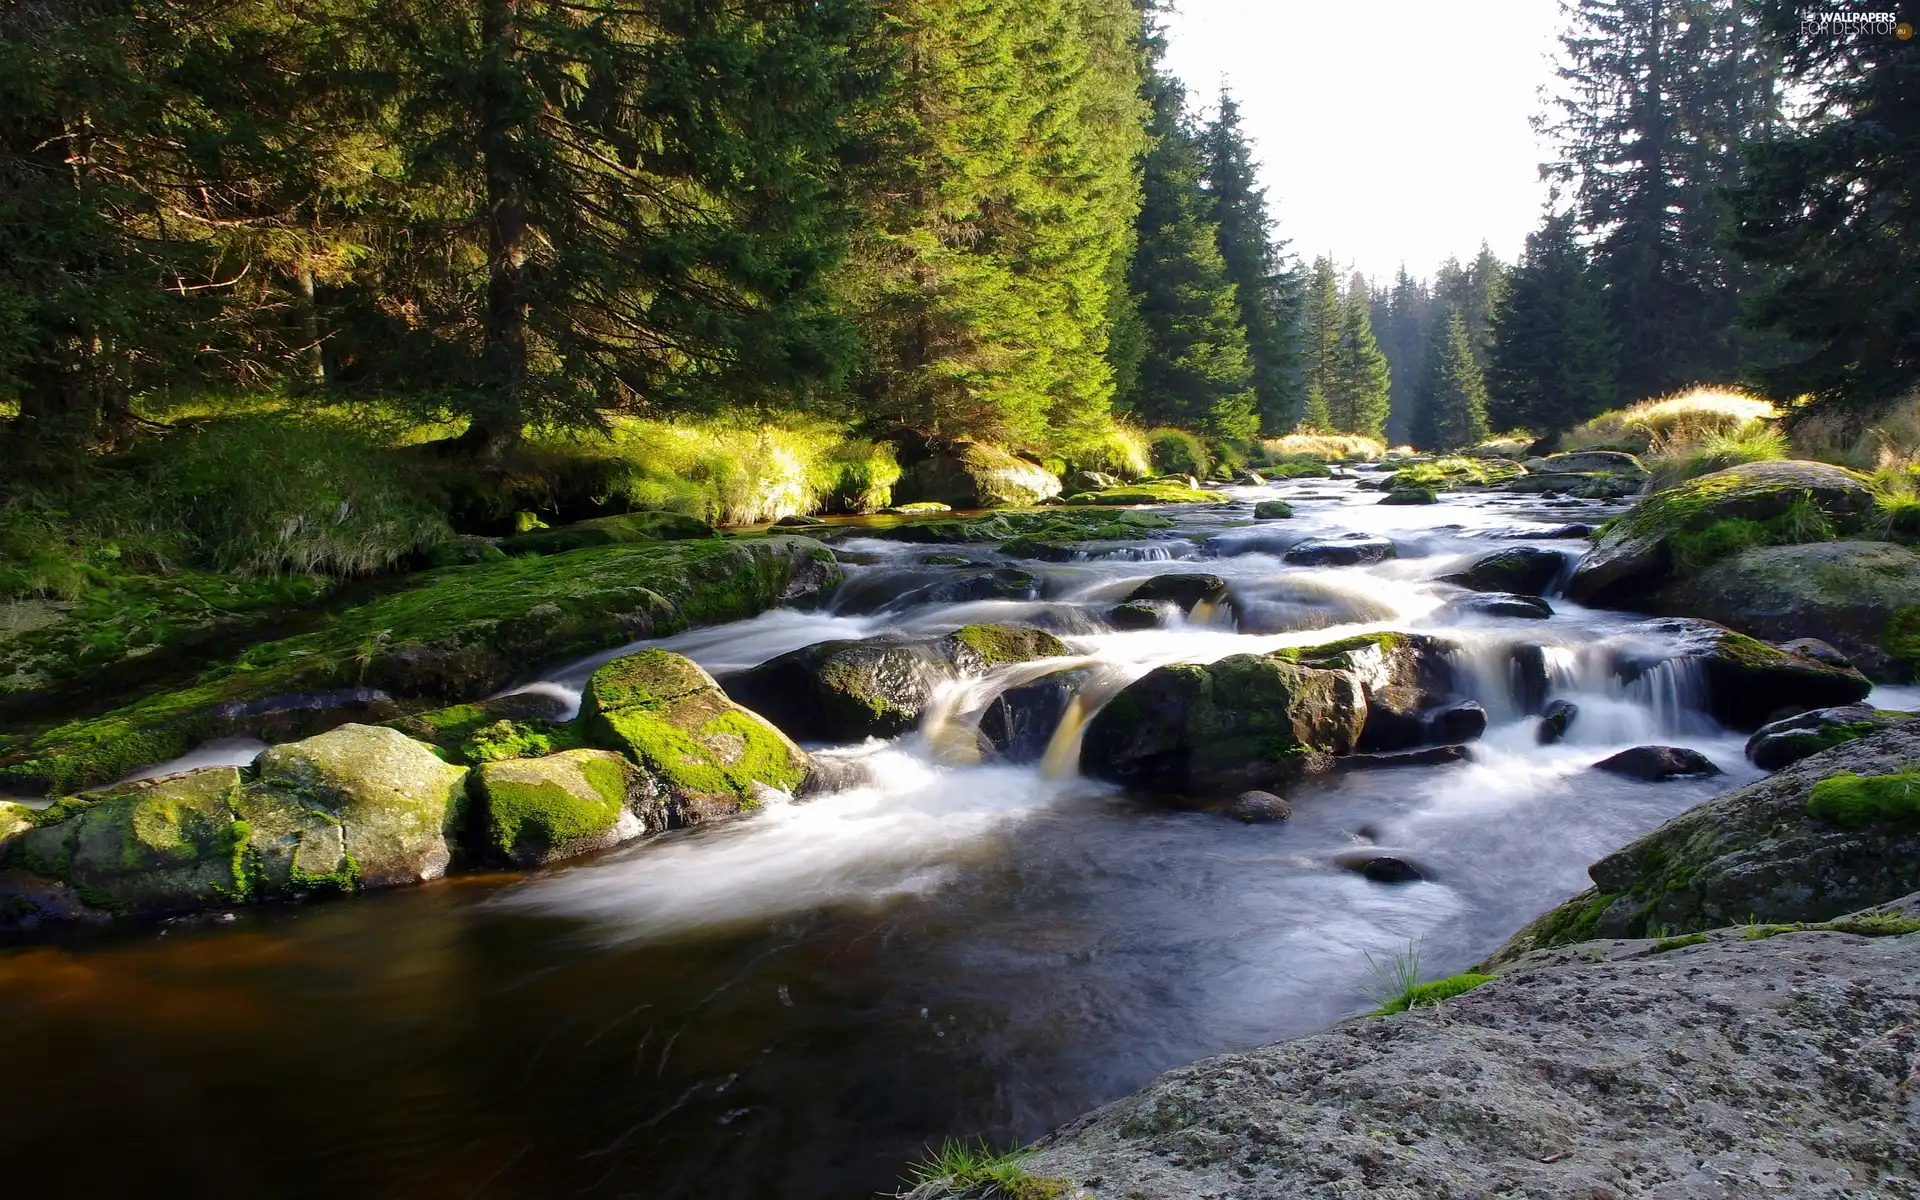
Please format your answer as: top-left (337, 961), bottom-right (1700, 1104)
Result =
top-left (904, 1139), bottom-right (1067, 1200)
top-left (1362, 941), bottom-right (1498, 1015)
top-left (1146, 427), bottom-right (1210, 478)
top-left (1666, 493), bottom-right (1839, 571)
top-left (1645, 425), bottom-right (1788, 490)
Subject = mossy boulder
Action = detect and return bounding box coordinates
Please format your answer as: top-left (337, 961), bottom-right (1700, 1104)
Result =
top-left (1061, 481), bottom-right (1215, 506)
top-left (1489, 720), bottom-right (1920, 963)
top-left (504, 510), bottom-right (717, 555)
top-left (1523, 450), bottom-right (1646, 475)
top-left (1283, 535), bottom-right (1396, 567)
top-left (1276, 632), bottom-right (1457, 752)
top-left (381, 691), bottom-right (579, 764)
top-left (1252, 500), bottom-right (1293, 519)
top-left (1746, 705), bottom-right (1915, 771)
top-left (896, 442), bottom-right (1062, 508)
top-left (723, 624), bottom-right (1069, 744)
top-left (473, 749), bottom-right (661, 867)
top-left (1079, 650), bottom-right (1367, 797)
top-left (1380, 487), bottom-right (1438, 505)
top-left (1, 535), bottom-right (838, 797)
top-left (0, 767), bottom-right (250, 915)
top-left (582, 650), bottom-right (809, 820)
top-left (873, 507), bottom-right (1172, 549)
top-left (1124, 574), bottom-right (1229, 613)
top-left (0, 800), bottom-right (33, 844)
top-left (1622, 617), bottom-right (1871, 730)
top-left (1438, 546), bottom-right (1568, 596)
top-left (1653, 540), bottom-right (1920, 680)
top-left (251, 724), bottom-right (470, 890)
top-left (1566, 460), bottom-right (1875, 607)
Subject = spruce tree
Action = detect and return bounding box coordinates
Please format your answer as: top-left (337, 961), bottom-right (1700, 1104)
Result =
top-left (1202, 90), bottom-right (1302, 434)
top-left (1123, 64), bottom-right (1257, 440)
top-left (1419, 308), bottom-right (1491, 450)
top-left (1381, 266), bottom-right (1429, 446)
top-left (1487, 210), bottom-right (1616, 435)
top-left (1327, 276), bottom-right (1391, 439)
top-left (1297, 256), bottom-right (1341, 430)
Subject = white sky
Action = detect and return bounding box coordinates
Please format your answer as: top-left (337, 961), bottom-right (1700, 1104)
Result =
top-left (1160, 0), bottom-right (1563, 283)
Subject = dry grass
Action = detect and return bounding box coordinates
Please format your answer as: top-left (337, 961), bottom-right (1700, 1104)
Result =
top-left (1790, 387), bottom-right (1920, 472)
top-left (1563, 387), bottom-right (1779, 454)
top-left (1467, 436), bottom-right (1535, 460)
top-left (1261, 433), bottom-right (1384, 462)
top-left (1644, 425), bottom-right (1789, 489)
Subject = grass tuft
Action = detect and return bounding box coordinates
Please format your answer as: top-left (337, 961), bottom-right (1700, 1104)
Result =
top-left (1564, 387), bottom-right (1778, 455)
top-left (1145, 428), bottom-right (1210, 479)
top-left (1645, 425), bottom-right (1788, 490)
top-left (1260, 432), bottom-right (1383, 462)
top-left (904, 1139), bottom-right (1067, 1200)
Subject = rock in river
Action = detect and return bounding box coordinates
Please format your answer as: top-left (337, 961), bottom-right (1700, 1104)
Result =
top-left (1620, 617), bottom-right (1871, 730)
top-left (1536, 698), bottom-right (1577, 745)
top-left (1124, 573), bottom-right (1228, 613)
top-left (1743, 704), bottom-right (1914, 771)
top-left (1591, 744), bottom-right (1721, 780)
top-left (473, 749), bottom-right (660, 867)
top-left (1226, 790), bottom-right (1291, 823)
top-left (1283, 535), bottom-right (1396, 567)
top-left (1437, 545), bottom-right (1566, 596)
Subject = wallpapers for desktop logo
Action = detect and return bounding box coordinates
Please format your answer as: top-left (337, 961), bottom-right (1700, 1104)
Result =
top-left (1798, 9), bottom-right (1909, 37)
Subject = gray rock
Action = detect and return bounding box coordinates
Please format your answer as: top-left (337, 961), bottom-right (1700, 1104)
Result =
top-left (1537, 698), bottom-right (1577, 745)
top-left (1332, 851), bottom-right (1430, 882)
top-left (1440, 591), bottom-right (1553, 621)
top-left (1744, 704), bottom-right (1914, 771)
top-left (1124, 573), bottom-right (1228, 612)
top-left (1523, 449), bottom-right (1647, 474)
top-left (1591, 744), bottom-right (1722, 780)
top-left (1334, 745), bottom-right (1472, 771)
top-left (1437, 545), bottom-right (1566, 595)
top-left (1226, 791), bottom-right (1291, 823)
top-left (1283, 535), bottom-right (1396, 567)
top-left (991, 906), bottom-right (1920, 1200)
top-left (1777, 636), bottom-right (1855, 670)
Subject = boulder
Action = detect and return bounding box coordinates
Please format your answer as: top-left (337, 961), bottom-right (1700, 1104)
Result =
top-left (1078, 653), bottom-right (1365, 797)
top-left (1283, 535), bottom-right (1396, 567)
top-left (1499, 471), bottom-right (1645, 498)
top-left (1622, 617), bottom-right (1871, 730)
top-left (251, 724), bottom-right (471, 890)
top-left (772, 513), bottom-right (826, 528)
top-left (1237, 472), bottom-right (1266, 486)
top-left (1226, 791), bottom-right (1291, 823)
top-left (1334, 851), bottom-right (1429, 883)
top-left (1290, 633), bottom-right (1455, 752)
top-left (1566, 460), bottom-right (1876, 607)
top-left (473, 749), bottom-right (660, 867)
top-left (583, 650), bottom-right (809, 820)
top-left (382, 691), bottom-right (577, 764)
top-left (1438, 546), bottom-right (1566, 596)
top-left (1440, 592), bottom-right (1553, 621)
top-left (1776, 637), bottom-right (1854, 670)
top-left (505, 510), bottom-right (717, 555)
top-left (897, 567), bottom-right (1042, 606)
top-left (1334, 745), bottom-right (1472, 771)
top-left (1656, 540), bottom-right (1920, 680)
top-left (1252, 500), bottom-right (1294, 520)
top-left (1425, 700), bottom-right (1488, 744)
top-left (1063, 470), bottom-right (1120, 494)
top-left (1107, 600), bottom-right (1166, 631)
top-left (723, 624), bottom-right (1067, 744)
top-left (1744, 705), bottom-right (1915, 771)
top-left (978, 669), bottom-right (1092, 764)
top-left (1379, 487), bottom-right (1438, 505)
top-left (1591, 745), bottom-right (1722, 780)
top-left (1494, 721), bottom-right (1920, 957)
top-left (796, 754), bottom-right (877, 798)
top-left (896, 441), bottom-right (1063, 508)
top-left (1524, 450), bottom-right (1647, 475)
top-left (1124, 573), bottom-right (1228, 613)
top-left (1537, 698), bottom-right (1577, 745)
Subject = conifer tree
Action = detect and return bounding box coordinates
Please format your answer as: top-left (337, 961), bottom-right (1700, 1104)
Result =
top-left (1297, 256), bottom-right (1341, 430)
top-left (1123, 64), bottom-right (1257, 440)
top-left (1380, 266), bottom-right (1429, 445)
top-left (1202, 90), bottom-right (1302, 434)
top-left (1418, 308), bottom-right (1491, 450)
top-left (1487, 210), bottom-right (1616, 435)
top-left (1327, 276), bottom-right (1390, 438)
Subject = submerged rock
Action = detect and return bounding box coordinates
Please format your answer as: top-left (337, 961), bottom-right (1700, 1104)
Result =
top-left (1437, 546), bottom-right (1566, 595)
top-left (1424, 700), bottom-right (1487, 744)
top-left (1591, 744), bottom-right (1722, 780)
top-left (1226, 791), bottom-right (1291, 823)
top-left (1536, 698), bottom-right (1577, 745)
top-left (1657, 540), bottom-right (1920, 680)
top-left (584, 650), bottom-right (810, 821)
top-left (1744, 705), bottom-right (1914, 771)
top-left (1283, 535), bottom-right (1396, 567)
top-left (724, 624), bottom-right (1068, 744)
top-left (1334, 745), bottom-right (1472, 771)
top-left (473, 749), bottom-right (659, 867)
top-left (1565, 459), bottom-right (1876, 607)
top-left (1495, 721), bottom-right (1920, 957)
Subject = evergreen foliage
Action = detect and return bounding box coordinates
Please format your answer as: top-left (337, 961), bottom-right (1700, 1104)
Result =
top-left (1201, 91), bottom-right (1303, 434)
top-left (1123, 61), bottom-right (1258, 440)
top-left (1297, 257), bottom-right (1341, 431)
top-left (1729, 2), bottom-right (1920, 412)
top-left (1487, 210), bottom-right (1617, 435)
top-left (1418, 309), bottom-right (1491, 450)
top-left (1328, 276), bottom-right (1391, 439)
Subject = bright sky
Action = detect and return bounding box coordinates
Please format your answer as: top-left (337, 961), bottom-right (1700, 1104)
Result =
top-left (1160, 0), bottom-right (1563, 283)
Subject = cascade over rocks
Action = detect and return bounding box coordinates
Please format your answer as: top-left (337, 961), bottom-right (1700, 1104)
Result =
top-left (583, 650), bottom-right (810, 820)
top-left (1565, 459), bottom-right (1876, 607)
top-left (1493, 720), bottom-right (1920, 960)
top-left (1537, 698), bottom-right (1577, 744)
top-left (978, 668), bottom-right (1094, 764)
top-left (1744, 704), bottom-right (1914, 771)
top-left (1656, 540), bottom-right (1920, 680)
top-left (1619, 617), bottom-right (1871, 730)
top-left (723, 625), bottom-right (1069, 744)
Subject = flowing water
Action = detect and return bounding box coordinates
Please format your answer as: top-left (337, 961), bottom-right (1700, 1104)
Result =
top-left (1, 471), bottom-right (1813, 1197)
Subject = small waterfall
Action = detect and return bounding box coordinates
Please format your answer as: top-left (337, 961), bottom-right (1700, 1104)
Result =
top-left (1038, 696), bottom-right (1088, 780)
top-left (1614, 656), bottom-right (1711, 736)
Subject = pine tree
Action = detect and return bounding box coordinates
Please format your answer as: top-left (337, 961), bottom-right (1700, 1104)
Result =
top-left (1545, 0), bottom-right (1780, 405)
top-left (1327, 275), bottom-right (1390, 438)
top-left (1729, 3), bottom-right (1920, 412)
top-left (1202, 90), bottom-right (1302, 434)
top-left (1297, 256), bottom-right (1341, 430)
top-left (1123, 62), bottom-right (1257, 440)
top-left (1381, 266), bottom-right (1429, 446)
top-left (1419, 308), bottom-right (1491, 450)
top-left (1463, 242), bottom-right (1509, 374)
top-left (1487, 210), bottom-right (1616, 435)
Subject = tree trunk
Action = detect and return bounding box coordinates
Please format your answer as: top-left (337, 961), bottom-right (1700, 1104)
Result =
top-left (476, 0), bottom-right (528, 462)
top-left (293, 264), bottom-right (327, 383)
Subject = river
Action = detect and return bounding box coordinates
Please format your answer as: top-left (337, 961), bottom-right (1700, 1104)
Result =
top-left (0, 469), bottom-right (1841, 1197)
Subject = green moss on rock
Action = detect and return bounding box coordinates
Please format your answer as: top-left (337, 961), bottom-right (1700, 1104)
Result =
top-left (947, 624), bottom-right (1069, 669)
top-left (475, 749), bottom-right (651, 866)
top-left (1807, 770), bottom-right (1920, 826)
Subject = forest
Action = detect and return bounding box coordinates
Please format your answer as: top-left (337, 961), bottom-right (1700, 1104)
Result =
top-left (0, 0), bottom-right (1915, 654)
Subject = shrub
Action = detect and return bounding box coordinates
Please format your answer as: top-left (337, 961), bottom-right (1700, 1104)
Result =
top-left (1146, 427), bottom-right (1210, 478)
top-left (1261, 432), bottom-right (1384, 462)
top-left (1790, 385), bottom-right (1920, 471)
top-left (1060, 422), bottom-right (1151, 480)
top-left (1564, 387), bottom-right (1778, 454)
